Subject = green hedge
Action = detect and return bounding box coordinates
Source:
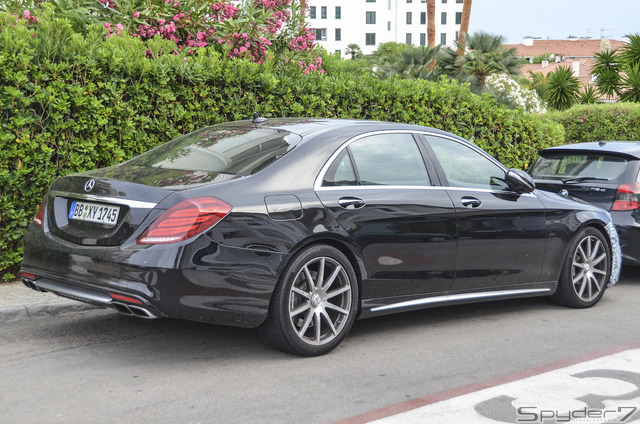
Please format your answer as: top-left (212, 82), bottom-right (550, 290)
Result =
top-left (546, 103), bottom-right (640, 142)
top-left (0, 14), bottom-right (564, 278)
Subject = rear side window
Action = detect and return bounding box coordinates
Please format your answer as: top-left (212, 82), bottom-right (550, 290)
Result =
top-left (323, 133), bottom-right (431, 186)
top-left (127, 126), bottom-right (299, 176)
top-left (530, 153), bottom-right (629, 181)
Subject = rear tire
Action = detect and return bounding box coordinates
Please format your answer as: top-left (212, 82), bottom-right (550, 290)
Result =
top-left (551, 227), bottom-right (610, 308)
top-left (259, 244), bottom-right (358, 356)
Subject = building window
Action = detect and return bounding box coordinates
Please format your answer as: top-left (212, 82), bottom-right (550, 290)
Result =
top-left (442, 0), bottom-right (447, 3)
top-left (456, 0), bottom-right (463, 3)
top-left (335, 28), bottom-right (341, 41)
top-left (315, 28), bottom-right (327, 41)
top-left (441, 12), bottom-right (447, 25)
top-left (335, 6), bottom-right (341, 19)
top-left (407, 0), bottom-right (412, 3)
top-left (388, 0), bottom-right (391, 9)
top-left (420, 12), bottom-right (426, 25)
top-left (406, 12), bottom-right (412, 25)
top-left (440, 33), bottom-right (446, 45)
top-left (366, 33), bottom-right (376, 46)
top-left (310, 6), bottom-right (316, 19)
top-left (420, 33), bottom-right (426, 46)
top-left (321, 6), bottom-right (327, 19)
top-left (366, 11), bottom-right (376, 24)
top-left (387, 21), bottom-right (391, 31)
top-left (406, 33), bottom-right (412, 45)
top-left (366, 0), bottom-right (375, 2)
top-left (456, 12), bottom-right (462, 25)
top-left (455, 31), bottom-right (459, 43)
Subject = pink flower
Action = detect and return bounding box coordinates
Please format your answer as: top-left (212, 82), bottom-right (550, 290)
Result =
top-left (23, 10), bottom-right (30, 18)
top-left (239, 46), bottom-right (247, 53)
top-left (116, 23), bottom-right (124, 30)
top-left (133, 10), bottom-right (140, 18)
top-left (103, 22), bottom-right (111, 29)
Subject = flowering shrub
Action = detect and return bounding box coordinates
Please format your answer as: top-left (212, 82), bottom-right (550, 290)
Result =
top-left (486, 73), bottom-right (546, 114)
top-left (3, 0), bottom-right (321, 70)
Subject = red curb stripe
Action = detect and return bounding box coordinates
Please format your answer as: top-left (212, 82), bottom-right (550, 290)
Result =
top-left (334, 341), bottom-right (640, 424)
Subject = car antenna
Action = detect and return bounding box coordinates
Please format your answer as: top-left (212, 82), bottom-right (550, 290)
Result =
top-left (252, 112), bottom-right (268, 125)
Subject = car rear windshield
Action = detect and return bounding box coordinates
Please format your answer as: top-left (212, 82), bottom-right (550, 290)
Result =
top-left (127, 125), bottom-right (300, 175)
top-left (530, 152), bottom-right (630, 182)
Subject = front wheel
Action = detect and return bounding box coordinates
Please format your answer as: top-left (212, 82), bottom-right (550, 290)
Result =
top-left (259, 244), bottom-right (359, 356)
top-left (551, 227), bottom-right (610, 308)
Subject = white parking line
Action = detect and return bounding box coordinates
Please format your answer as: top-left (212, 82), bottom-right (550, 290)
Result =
top-left (338, 342), bottom-right (640, 424)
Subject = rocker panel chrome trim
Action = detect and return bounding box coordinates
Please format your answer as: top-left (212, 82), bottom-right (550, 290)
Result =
top-left (370, 288), bottom-right (552, 313)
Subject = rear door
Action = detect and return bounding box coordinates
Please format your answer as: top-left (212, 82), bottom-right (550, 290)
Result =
top-left (423, 134), bottom-right (548, 292)
top-left (315, 131), bottom-right (457, 299)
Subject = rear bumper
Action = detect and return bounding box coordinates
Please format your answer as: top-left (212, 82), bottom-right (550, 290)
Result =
top-left (21, 224), bottom-right (286, 328)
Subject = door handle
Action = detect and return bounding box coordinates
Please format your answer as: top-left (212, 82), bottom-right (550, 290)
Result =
top-left (461, 196), bottom-right (481, 208)
top-left (338, 197), bottom-right (366, 210)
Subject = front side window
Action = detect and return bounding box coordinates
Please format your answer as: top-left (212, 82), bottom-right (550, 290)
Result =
top-left (427, 136), bottom-right (506, 190)
top-left (324, 134), bottom-right (431, 187)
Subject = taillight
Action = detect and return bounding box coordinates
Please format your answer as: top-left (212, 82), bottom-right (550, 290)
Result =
top-left (33, 198), bottom-right (46, 226)
top-left (611, 182), bottom-right (640, 211)
top-left (137, 197), bottom-right (232, 244)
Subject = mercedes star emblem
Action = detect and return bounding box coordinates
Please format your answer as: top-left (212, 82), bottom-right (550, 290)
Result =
top-left (84, 179), bottom-right (96, 192)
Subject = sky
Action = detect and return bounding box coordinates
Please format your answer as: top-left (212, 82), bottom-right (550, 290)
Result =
top-left (468, 0), bottom-right (640, 44)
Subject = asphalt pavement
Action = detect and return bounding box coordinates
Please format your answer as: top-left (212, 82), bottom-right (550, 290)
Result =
top-left (0, 279), bottom-right (93, 323)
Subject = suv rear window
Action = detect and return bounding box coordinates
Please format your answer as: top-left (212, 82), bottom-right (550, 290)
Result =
top-left (530, 153), bottom-right (629, 182)
top-left (127, 125), bottom-right (300, 176)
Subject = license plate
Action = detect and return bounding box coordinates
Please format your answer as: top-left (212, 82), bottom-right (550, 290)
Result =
top-left (68, 201), bottom-right (120, 226)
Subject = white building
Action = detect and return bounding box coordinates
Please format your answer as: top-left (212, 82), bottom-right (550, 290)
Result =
top-left (307, 0), bottom-right (466, 56)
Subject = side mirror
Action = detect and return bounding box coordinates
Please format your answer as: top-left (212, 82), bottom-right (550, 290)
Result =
top-left (506, 169), bottom-right (535, 193)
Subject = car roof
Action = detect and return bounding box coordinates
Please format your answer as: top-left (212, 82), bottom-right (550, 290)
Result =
top-left (540, 141), bottom-right (640, 159)
top-left (223, 117), bottom-right (471, 149)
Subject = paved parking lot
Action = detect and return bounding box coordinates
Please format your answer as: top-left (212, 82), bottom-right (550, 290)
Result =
top-left (338, 343), bottom-right (640, 424)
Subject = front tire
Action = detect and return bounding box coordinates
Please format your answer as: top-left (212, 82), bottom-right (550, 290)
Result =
top-left (259, 244), bottom-right (359, 356)
top-left (551, 227), bottom-right (610, 308)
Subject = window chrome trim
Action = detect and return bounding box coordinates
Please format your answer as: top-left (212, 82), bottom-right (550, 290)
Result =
top-left (50, 190), bottom-right (157, 209)
top-left (370, 288), bottom-right (551, 313)
top-left (314, 130), bottom-right (508, 191)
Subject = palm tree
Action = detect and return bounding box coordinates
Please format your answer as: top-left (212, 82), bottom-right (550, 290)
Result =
top-left (456, 0), bottom-right (472, 55)
top-left (545, 66), bottom-right (581, 110)
top-left (591, 49), bottom-right (621, 99)
top-left (345, 44), bottom-right (363, 60)
top-left (427, 0), bottom-right (436, 47)
top-left (376, 45), bottom-right (441, 80)
top-left (452, 32), bottom-right (521, 89)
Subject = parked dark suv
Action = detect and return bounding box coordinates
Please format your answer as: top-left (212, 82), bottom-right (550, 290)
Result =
top-left (530, 141), bottom-right (640, 264)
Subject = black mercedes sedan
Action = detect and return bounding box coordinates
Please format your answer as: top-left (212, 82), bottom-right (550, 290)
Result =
top-left (530, 141), bottom-right (640, 265)
top-left (21, 118), bottom-right (621, 356)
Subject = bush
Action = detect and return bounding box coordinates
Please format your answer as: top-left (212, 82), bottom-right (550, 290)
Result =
top-left (0, 12), bottom-right (564, 277)
top-left (546, 103), bottom-right (640, 142)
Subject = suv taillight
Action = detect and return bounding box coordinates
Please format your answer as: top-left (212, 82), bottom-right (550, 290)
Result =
top-left (33, 199), bottom-right (46, 226)
top-left (137, 197), bottom-right (232, 244)
top-left (611, 182), bottom-right (640, 211)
